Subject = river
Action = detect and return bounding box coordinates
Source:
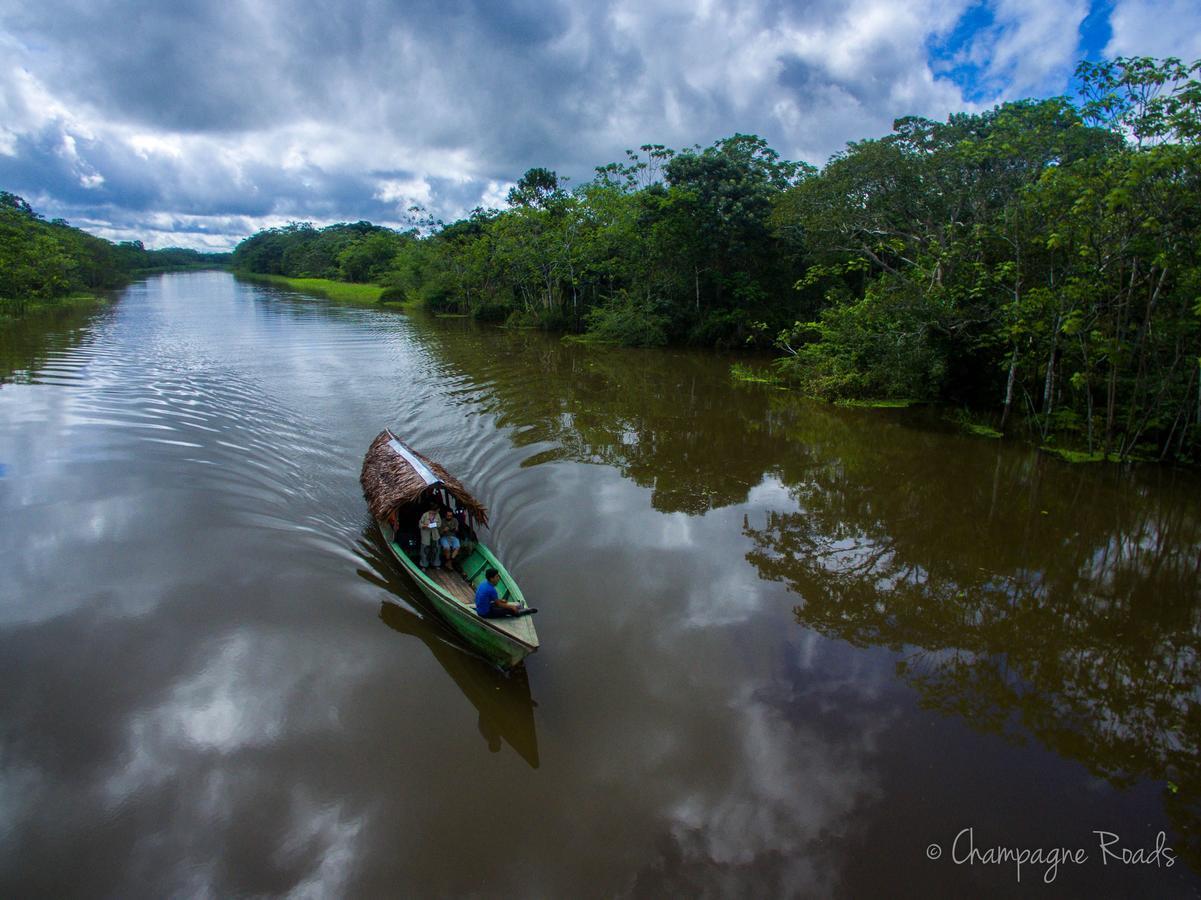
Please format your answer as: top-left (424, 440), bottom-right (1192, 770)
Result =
top-left (2, 271), bottom-right (1199, 896)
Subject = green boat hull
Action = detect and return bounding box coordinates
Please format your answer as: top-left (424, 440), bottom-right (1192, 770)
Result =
top-left (378, 521), bottom-right (538, 669)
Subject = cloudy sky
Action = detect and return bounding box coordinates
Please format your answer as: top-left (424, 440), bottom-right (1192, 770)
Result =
top-left (1, 0), bottom-right (1199, 250)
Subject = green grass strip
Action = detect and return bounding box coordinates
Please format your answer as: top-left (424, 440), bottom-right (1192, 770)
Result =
top-left (236, 273), bottom-right (386, 305)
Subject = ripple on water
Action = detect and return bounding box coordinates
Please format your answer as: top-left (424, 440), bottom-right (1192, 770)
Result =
top-left (5, 273), bottom-right (1201, 898)
top-left (13, 324), bottom-right (350, 557)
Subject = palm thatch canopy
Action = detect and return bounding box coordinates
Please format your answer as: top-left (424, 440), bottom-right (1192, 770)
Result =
top-left (361, 430), bottom-right (489, 526)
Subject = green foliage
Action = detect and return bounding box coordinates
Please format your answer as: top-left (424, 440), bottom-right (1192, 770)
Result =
top-left (228, 134), bottom-right (809, 349)
top-left (581, 292), bottom-right (669, 347)
top-left (338, 231), bottom-right (406, 282)
top-left (232, 221), bottom-right (411, 281)
top-left (1076, 56), bottom-right (1201, 145)
top-left (766, 55), bottom-right (1201, 461)
top-left (947, 408), bottom-right (1004, 438)
top-left (117, 242), bottom-right (232, 272)
top-left (774, 279), bottom-right (947, 401)
top-left (507, 168), bottom-right (565, 208)
top-left (224, 59), bottom-right (1201, 461)
top-left (0, 192), bottom-right (228, 319)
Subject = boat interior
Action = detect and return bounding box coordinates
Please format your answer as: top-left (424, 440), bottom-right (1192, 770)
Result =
top-left (389, 489), bottom-right (513, 602)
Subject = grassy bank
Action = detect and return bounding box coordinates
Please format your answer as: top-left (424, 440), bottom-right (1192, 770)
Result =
top-left (235, 272), bottom-right (390, 306)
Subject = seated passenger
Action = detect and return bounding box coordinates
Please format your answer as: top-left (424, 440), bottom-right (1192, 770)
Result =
top-left (439, 509), bottom-right (462, 567)
top-left (474, 568), bottom-right (531, 617)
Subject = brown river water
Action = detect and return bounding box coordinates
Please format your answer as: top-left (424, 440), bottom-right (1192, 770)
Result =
top-left (1, 271), bottom-right (1199, 897)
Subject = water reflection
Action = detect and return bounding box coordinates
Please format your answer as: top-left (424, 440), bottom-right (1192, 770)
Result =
top-left (0, 300), bottom-right (114, 385)
top-left (4, 273), bottom-right (1201, 894)
top-left (742, 419), bottom-right (1201, 868)
top-left (378, 603), bottom-right (540, 768)
top-left (420, 326), bottom-right (781, 514)
top-left (355, 528), bottom-right (540, 768)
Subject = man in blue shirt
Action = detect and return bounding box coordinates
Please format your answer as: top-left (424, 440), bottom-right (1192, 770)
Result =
top-left (474, 568), bottom-right (525, 617)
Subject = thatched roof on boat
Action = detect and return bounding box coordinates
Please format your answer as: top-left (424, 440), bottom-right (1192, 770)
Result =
top-left (361, 430), bottom-right (489, 526)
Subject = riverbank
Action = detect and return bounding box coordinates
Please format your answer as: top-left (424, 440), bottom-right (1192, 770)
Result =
top-left (233, 272), bottom-right (400, 306)
top-left (1, 267), bottom-right (230, 329)
top-left (0, 291), bottom-right (113, 325)
top-left (728, 360), bottom-right (1176, 464)
top-left (238, 273), bottom-right (1192, 467)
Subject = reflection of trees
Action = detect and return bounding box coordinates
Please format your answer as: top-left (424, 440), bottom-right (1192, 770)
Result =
top-left (0, 302), bottom-right (111, 384)
top-left (744, 440), bottom-right (1201, 867)
top-left (420, 323), bottom-right (788, 513)
top-left (417, 316), bottom-right (1201, 859)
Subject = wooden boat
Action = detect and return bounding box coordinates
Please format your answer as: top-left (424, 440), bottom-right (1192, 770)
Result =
top-left (360, 429), bottom-right (538, 669)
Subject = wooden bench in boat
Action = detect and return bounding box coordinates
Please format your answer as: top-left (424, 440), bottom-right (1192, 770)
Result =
top-left (422, 548), bottom-right (513, 608)
top-left (424, 566), bottom-right (475, 606)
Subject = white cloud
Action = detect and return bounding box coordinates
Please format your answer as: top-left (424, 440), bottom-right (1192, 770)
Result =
top-left (479, 179), bottom-right (514, 210)
top-left (128, 133), bottom-right (184, 160)
top-left (599, 0), bottom-right (974, 165)
top-left (373, 175), bottom-right (432, 209)
top-left (1106, 0), bottom-right (1201, 60)
top-left (985, 0), bottom-right (1089, 93)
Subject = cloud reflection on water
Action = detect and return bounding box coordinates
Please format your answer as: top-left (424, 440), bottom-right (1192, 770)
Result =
top-left (2, 274), bottom-right (1199, 895)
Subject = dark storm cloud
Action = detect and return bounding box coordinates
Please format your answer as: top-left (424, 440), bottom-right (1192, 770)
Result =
top-left (5, 1), bottom-right (293, 132)
top-left (4, 0), bottom-right (580, 137)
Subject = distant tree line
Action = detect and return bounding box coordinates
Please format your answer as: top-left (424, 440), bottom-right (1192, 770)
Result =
top-left (0, 191), bottom-right (231, 314)
top-left (231, 57), bottom-right (1201, 462)
top-left (231, 220), bottom-right (415, 285)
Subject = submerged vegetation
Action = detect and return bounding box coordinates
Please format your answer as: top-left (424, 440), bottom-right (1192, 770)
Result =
top-left (834, 399), bottom-right (916, 409)
top-left (729, 362), bottom-right (785, 387)
top-left (0, 191), bottom-right (231, 321)
top-left (1041, 447), bottom-right (1136, 464)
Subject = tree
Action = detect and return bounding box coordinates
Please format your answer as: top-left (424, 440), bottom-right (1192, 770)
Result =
top-left (507, 168), bottom-right (565, 209)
